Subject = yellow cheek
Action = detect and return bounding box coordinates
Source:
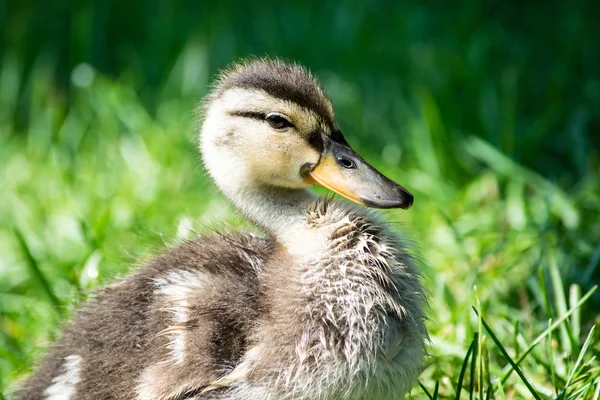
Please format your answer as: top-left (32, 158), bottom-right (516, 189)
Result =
top-left (250, 149), bottom-right (318, 184)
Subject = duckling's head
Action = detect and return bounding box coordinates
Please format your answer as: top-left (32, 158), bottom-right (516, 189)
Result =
top-left (200, 59), bottom-right (413, 209)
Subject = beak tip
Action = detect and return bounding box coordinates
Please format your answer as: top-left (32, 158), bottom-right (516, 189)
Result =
top-left (360, 187), bottom-right (414, 210)
top-left (403, 193), bottom-right (414, 209)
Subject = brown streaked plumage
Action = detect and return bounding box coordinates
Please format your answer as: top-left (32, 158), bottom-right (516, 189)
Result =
top-left (15, 59), bottom-right (427, 400)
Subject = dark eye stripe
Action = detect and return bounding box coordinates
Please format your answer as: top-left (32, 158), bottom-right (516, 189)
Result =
top-left (229, 110), bottom-right (294, 130)
top-left (228, 110), bottom-right (340, 152)
top-left (228, 111), bottom-right (266, 120)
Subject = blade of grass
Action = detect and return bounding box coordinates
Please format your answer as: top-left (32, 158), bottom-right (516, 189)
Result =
top-left (547, 318), bottom-right (558, 397)
top-left (578, 370), bottom-right (599, 400)
top-left (568, 284), bottom-right (581, 343)
top-left (418, 380), bottom-right (434, 400)
top-left (548, 253), bottom-right (574, 354)
top-left (12, 227), bottom-right (62, 315)
top-left (562, 325), bottom-right (597, 396)
top-left (513, 320), bottom-right (520, 357)
top-left (470, 333), bottom-right (478, 400)
top-left (569, 376), bottom-right (598, 400)
top-left (455, 333), bottom-right (477, 400)
top-left (500, 285), bottom-right (597, 385)
top-left (494, 378), bottom-right (506, 400)
top-left (483, 336), bottom-right (491, 395)
top-left (592, 377), bottom-right (600, 400)
top-left (432, 380), bottom-right (440, 399)
top-left (539, 262), bottom-right (552, 319)
top-left (475, 288), bottom-right (484, 400)
top-left (473, 307), bottom-right (542, 400)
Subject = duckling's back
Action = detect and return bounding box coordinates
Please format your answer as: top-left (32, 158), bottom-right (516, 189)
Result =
top-left (16, 233), bottom-right (270, 400)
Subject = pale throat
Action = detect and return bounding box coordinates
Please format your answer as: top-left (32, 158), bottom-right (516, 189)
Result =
top-left (226, 183), bottom-right (329, 260)
top-left (203, 141), bottom-right (330, 258)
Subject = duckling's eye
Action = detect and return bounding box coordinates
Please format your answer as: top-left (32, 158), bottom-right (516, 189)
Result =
top-left (266, 114), bottom-right (293, 130)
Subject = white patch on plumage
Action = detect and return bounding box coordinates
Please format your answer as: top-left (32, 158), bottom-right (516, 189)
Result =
top-left (135, 363), bottom-right (195, 400)
top-left (153, 269), bottom-right (206, 364)
top-left (237, 234), bottom-right (265, 272)
top-left (135, 368), bottom-right (158, 400)
top-left (43, 355), bottom-right (82, 400)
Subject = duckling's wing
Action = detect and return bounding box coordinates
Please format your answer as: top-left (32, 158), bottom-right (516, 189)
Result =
top-left (15, 232), bottom-right (271, 400)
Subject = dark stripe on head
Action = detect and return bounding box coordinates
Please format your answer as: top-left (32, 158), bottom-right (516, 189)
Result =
top-left (215, 59), bottom-right (335, 129)
top-left (228, 110), bottom-right (266, 120)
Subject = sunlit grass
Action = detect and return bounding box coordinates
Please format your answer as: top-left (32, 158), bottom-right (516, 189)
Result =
top-left (1, 49), bottom-right (598, 399)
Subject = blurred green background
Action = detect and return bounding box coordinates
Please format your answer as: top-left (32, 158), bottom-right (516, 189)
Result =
top-left (1, 0), bottom-right (599, 398)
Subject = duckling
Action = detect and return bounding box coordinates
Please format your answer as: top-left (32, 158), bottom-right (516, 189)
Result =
top-left (16, 59), bottom-right (428, 400)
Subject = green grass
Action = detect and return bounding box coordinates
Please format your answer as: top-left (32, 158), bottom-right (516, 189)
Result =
top-left (1, 41), bottom-right (599, 400)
